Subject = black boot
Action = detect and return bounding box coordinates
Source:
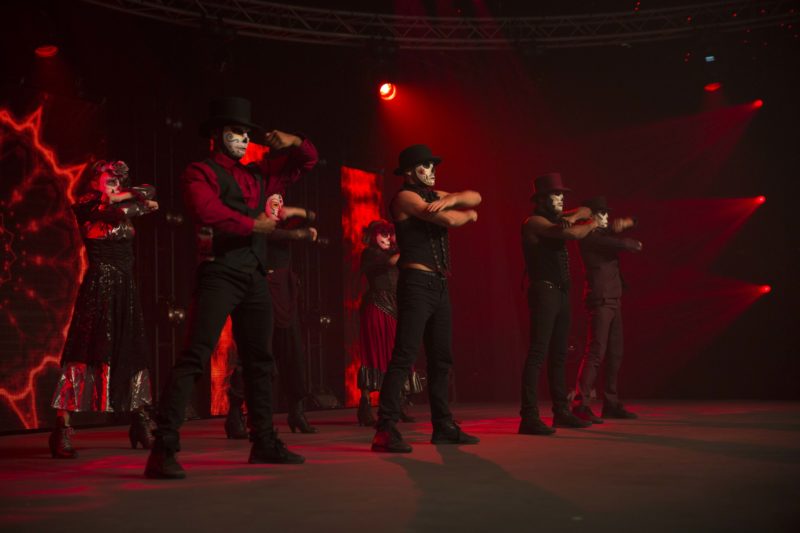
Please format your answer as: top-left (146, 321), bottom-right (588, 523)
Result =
top-left (129, 410), bottom-right (155, 449)
top-left (357, 395), bottom-right (376, 427)
top-left (602, 402), bottom-right (638, 419)
top-left (49, 417), bottom-right (77, 459)
top-left (553, 410), bottom-right (592, 428)
top-left (144, 443), bottom-right (186, 479)
top-left (573, 405), bottom-right (604, 424)
top-left (431, 420), bottom-right (480, 445)
top-left (249, 430), bottom-right (305, 464)
top-left (371, 422), bottom-right (412, 453)
top-left (399, 395), bottom-right (416, 423)
top-left (518, 417), bottom-right (556, 436)
top-left (225, 404), bottom-right (248, 440)
top-left (287, 400), bottom-right (318, 434)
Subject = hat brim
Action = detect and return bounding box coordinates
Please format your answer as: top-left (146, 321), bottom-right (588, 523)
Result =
top-left (393, 156), bottom-right (442, 176)
top-left (199, 117), bottom-right (266, 138)
top-left (529, 187), bottom-right (572, 201)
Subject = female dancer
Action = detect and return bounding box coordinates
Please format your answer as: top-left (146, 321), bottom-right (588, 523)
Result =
top-left (49, 160), bottom-right (158, 458)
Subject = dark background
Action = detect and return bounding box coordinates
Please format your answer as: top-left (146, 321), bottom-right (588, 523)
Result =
top-left (1, 0), bottom-right (797, 432)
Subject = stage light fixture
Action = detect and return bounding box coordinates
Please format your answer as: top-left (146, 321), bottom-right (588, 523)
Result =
top-left (379, 82), bottom-right (396, 101)
top-left (704, 55), bottom-right (716, 63)
top-left (704, 82), bottom-right (722, 92)
top-left (34, 45), bottom-right (59, 58)
top-left (752, 99), bottom-right (764, 109)
top-left (759, 285), bottom-right (771, 294)
top-left (755, 195), bottom-right (766, 205)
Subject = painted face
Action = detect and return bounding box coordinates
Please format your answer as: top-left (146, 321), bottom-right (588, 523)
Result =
top-left (593, 210), bottom-right (609, 229)
top-left (94, 172), bottom-right (121, 198)
top-left (412, 161), bottom-right (436, 187)
top-left (376, 232), bottom-right (392, 251)
top-left (222, 125), bottom-right (250, 159)
top-left (266, 193), bottom-right (283, 221)
top-left (549, 192), bottom-right (564, 214)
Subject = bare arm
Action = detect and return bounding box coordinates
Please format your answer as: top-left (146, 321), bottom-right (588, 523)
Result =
top-left (427, 190), bottom-right (482, 213)
top-left (523, 215), bottom-right (597, 242)
top-left (267, 227), bottom-right (317, 241)
top-left (393, 190), bottom-right (478, 228)
top-left (562, 206), bottom-right (593, 224)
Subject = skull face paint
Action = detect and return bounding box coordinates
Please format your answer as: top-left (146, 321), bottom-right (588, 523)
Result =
top-left (266, 193), bottom-right (284, 221)
top-left (549, 192), bottom-right (564, 214)
top-left (94, 172), bottom-right (121, 199)
top-left (413, 161), bottom-right (436, 187)
top-left (593, 210), bottom-right (609, 229)
top-left (376, 232), bottom-right (393, 251)
top-left (221, 125), bottom-right (250, 159)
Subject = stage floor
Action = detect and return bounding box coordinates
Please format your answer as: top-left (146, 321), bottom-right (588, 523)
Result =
top-left (1, 401), bottom-right (798, 532)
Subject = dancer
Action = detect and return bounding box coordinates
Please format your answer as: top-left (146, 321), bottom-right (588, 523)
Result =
top-left (519, 172), bottom-right (597, 436)
top-left (371, 144), bottom-right (481, 453)
top-left (145, 97), bottom-right (317, 478)
top-left (572, 196), bottom-right (642, 423)
top-left (225, 192), bottom-right (320, 438)
top-left (357, 219), bottom-right (422, 427)
top-left (50, 160), bottom-right (158, 458)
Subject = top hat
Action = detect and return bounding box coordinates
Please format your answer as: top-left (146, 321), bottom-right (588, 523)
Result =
top-left (582, 196), bottom-right (613, 213)
top-left (393, 144), bottom-right (442, 175)
top-left (530, 172), bottom-right (572, 200)
top-left (199, 97), bottom-right (265, 137)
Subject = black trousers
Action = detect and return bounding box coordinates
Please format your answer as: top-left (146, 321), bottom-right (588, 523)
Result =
top-left (520, 281), bottom-right (571, 419)
top-left (575, 298), bottom-right (624, 407)
top-left (154, 261), bottom-right (274, 451)
top-left (378, 269), bottom-right (453, 426)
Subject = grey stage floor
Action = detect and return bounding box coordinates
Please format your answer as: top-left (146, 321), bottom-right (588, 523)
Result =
top-left (1, 401), bottom-right (799, 533)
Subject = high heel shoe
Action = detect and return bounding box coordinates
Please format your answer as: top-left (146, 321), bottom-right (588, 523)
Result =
top-left (129, 410), bottom-right (155, 449)
top-left (49, 417), bottom-right (77, 459)
top-left (357, 396), bottom-right (376, 427)
top-left (225, 404), bottom-right (249, 440)
top-left (287, 401), bottom-right (318, 434)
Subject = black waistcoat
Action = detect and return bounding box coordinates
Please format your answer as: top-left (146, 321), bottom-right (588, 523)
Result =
top-left (394, 183), bottom-right (450, 274)
top-left (523, 208), bottom-right (570, 287)
top-left (202, 158), bottom-right (267, 272)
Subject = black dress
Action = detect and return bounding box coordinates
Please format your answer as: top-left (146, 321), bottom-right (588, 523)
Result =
top-left (51, 188), bottom-right (155, 412)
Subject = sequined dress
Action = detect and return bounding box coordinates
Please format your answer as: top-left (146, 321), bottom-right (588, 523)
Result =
top-left (51, 188), bottom-right (155, 412)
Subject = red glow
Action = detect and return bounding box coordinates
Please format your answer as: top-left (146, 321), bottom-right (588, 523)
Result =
top-left (759, 285), bottom-right (772, 294)
top-left (379, 83), bottom-right (397, 101)
top-left (34, 45), bottom-right (59, 58)
top-left (752, 99), bottom-right (764, 109)
top-left (704, 82), bottom-right (722, 92)
top-left (755, 195), bottom-right (766, 205)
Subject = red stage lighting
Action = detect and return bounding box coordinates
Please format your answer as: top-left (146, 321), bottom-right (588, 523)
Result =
top-left (755, 195), bottom-right (766, 205)
top-left (379, 82), bottom-right (397, 101)
top-left (704, 82), bottom-right (722, 92)
top-left (759, 285), bottom-right (771, 294)
top-left (752, 99), bottom-right (764, 109)
top-left (34, 45), bottom-right (59, 58)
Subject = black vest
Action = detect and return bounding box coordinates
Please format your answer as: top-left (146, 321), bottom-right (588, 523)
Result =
top-left (523, 208), bottom-right (570, 288)
top-left (202, 158), bottom-right (267, 272)
top-left (394, 183), bottom-right (450, 274)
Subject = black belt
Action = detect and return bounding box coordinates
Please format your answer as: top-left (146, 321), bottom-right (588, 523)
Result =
top-left (531, 280), bottom-right (569, 290)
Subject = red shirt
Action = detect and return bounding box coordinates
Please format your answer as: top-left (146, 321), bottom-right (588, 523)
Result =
top-left (182, 139), bottom-right (318, 236)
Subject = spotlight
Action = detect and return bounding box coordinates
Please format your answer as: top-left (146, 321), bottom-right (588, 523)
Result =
top-left (759, 285), bottom-right (771, 294)
top-left (704, 82), bottom-right (722, 92)
top-left (379, 82), bottom-right (397, 101)
top-left (34, 45), bottom-right (59, 58)
top-left (755, 195), bottom-right (766, 205)
top-left (752, 99), bottom-right (764, 109)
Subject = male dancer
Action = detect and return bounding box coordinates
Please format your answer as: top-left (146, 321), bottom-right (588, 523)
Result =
top-left (519, 173), bottom-right (597, 436)
top-left (572, 196), bottom-right (641, 423)
top-left (372, 144), bottom-right (482, 453)
top-left (145, 97), bottom-right (317, 478)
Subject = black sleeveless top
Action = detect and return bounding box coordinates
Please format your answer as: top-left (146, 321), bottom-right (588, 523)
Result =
top-left (202, 158), bottom-right (267, 273)
top-left (523, 208), bottom-right (570, 288)
top-left (394, 183), bottom-right (450, 274)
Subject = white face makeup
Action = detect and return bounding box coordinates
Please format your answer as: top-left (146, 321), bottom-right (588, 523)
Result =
top-left (549, 192), bottom-right (564, 214)
top-left (266, 193), bottom-right (284, 221)
top-left (412, 161), bottom-right (436, 187)
top-left (376, 232), bottom-right (392, 250)
top-left (594, 211), bottom-right (609, 229)
top-left (222, 125), bottom-right (250, 159)
top-left (95, 172), bottom-right (121, 198)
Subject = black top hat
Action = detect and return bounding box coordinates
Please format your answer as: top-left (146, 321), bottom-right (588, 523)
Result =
top-left (530, 172), bottom-right (572, 200)
top-left (582, 196), bottom-right (613, 212)
top-left (393, 144), bottom-right (442, 175)
top-left (199, 96), bottom-right (265, 137)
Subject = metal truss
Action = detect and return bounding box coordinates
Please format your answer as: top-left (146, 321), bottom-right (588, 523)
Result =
top-left (81, 0), bottom-right (800, 50)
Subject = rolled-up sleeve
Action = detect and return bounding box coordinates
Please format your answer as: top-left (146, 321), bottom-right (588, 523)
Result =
top-left (261, 138), bottom-right (319, 196)
top-left (183, 162), bottom-right (254, 235)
